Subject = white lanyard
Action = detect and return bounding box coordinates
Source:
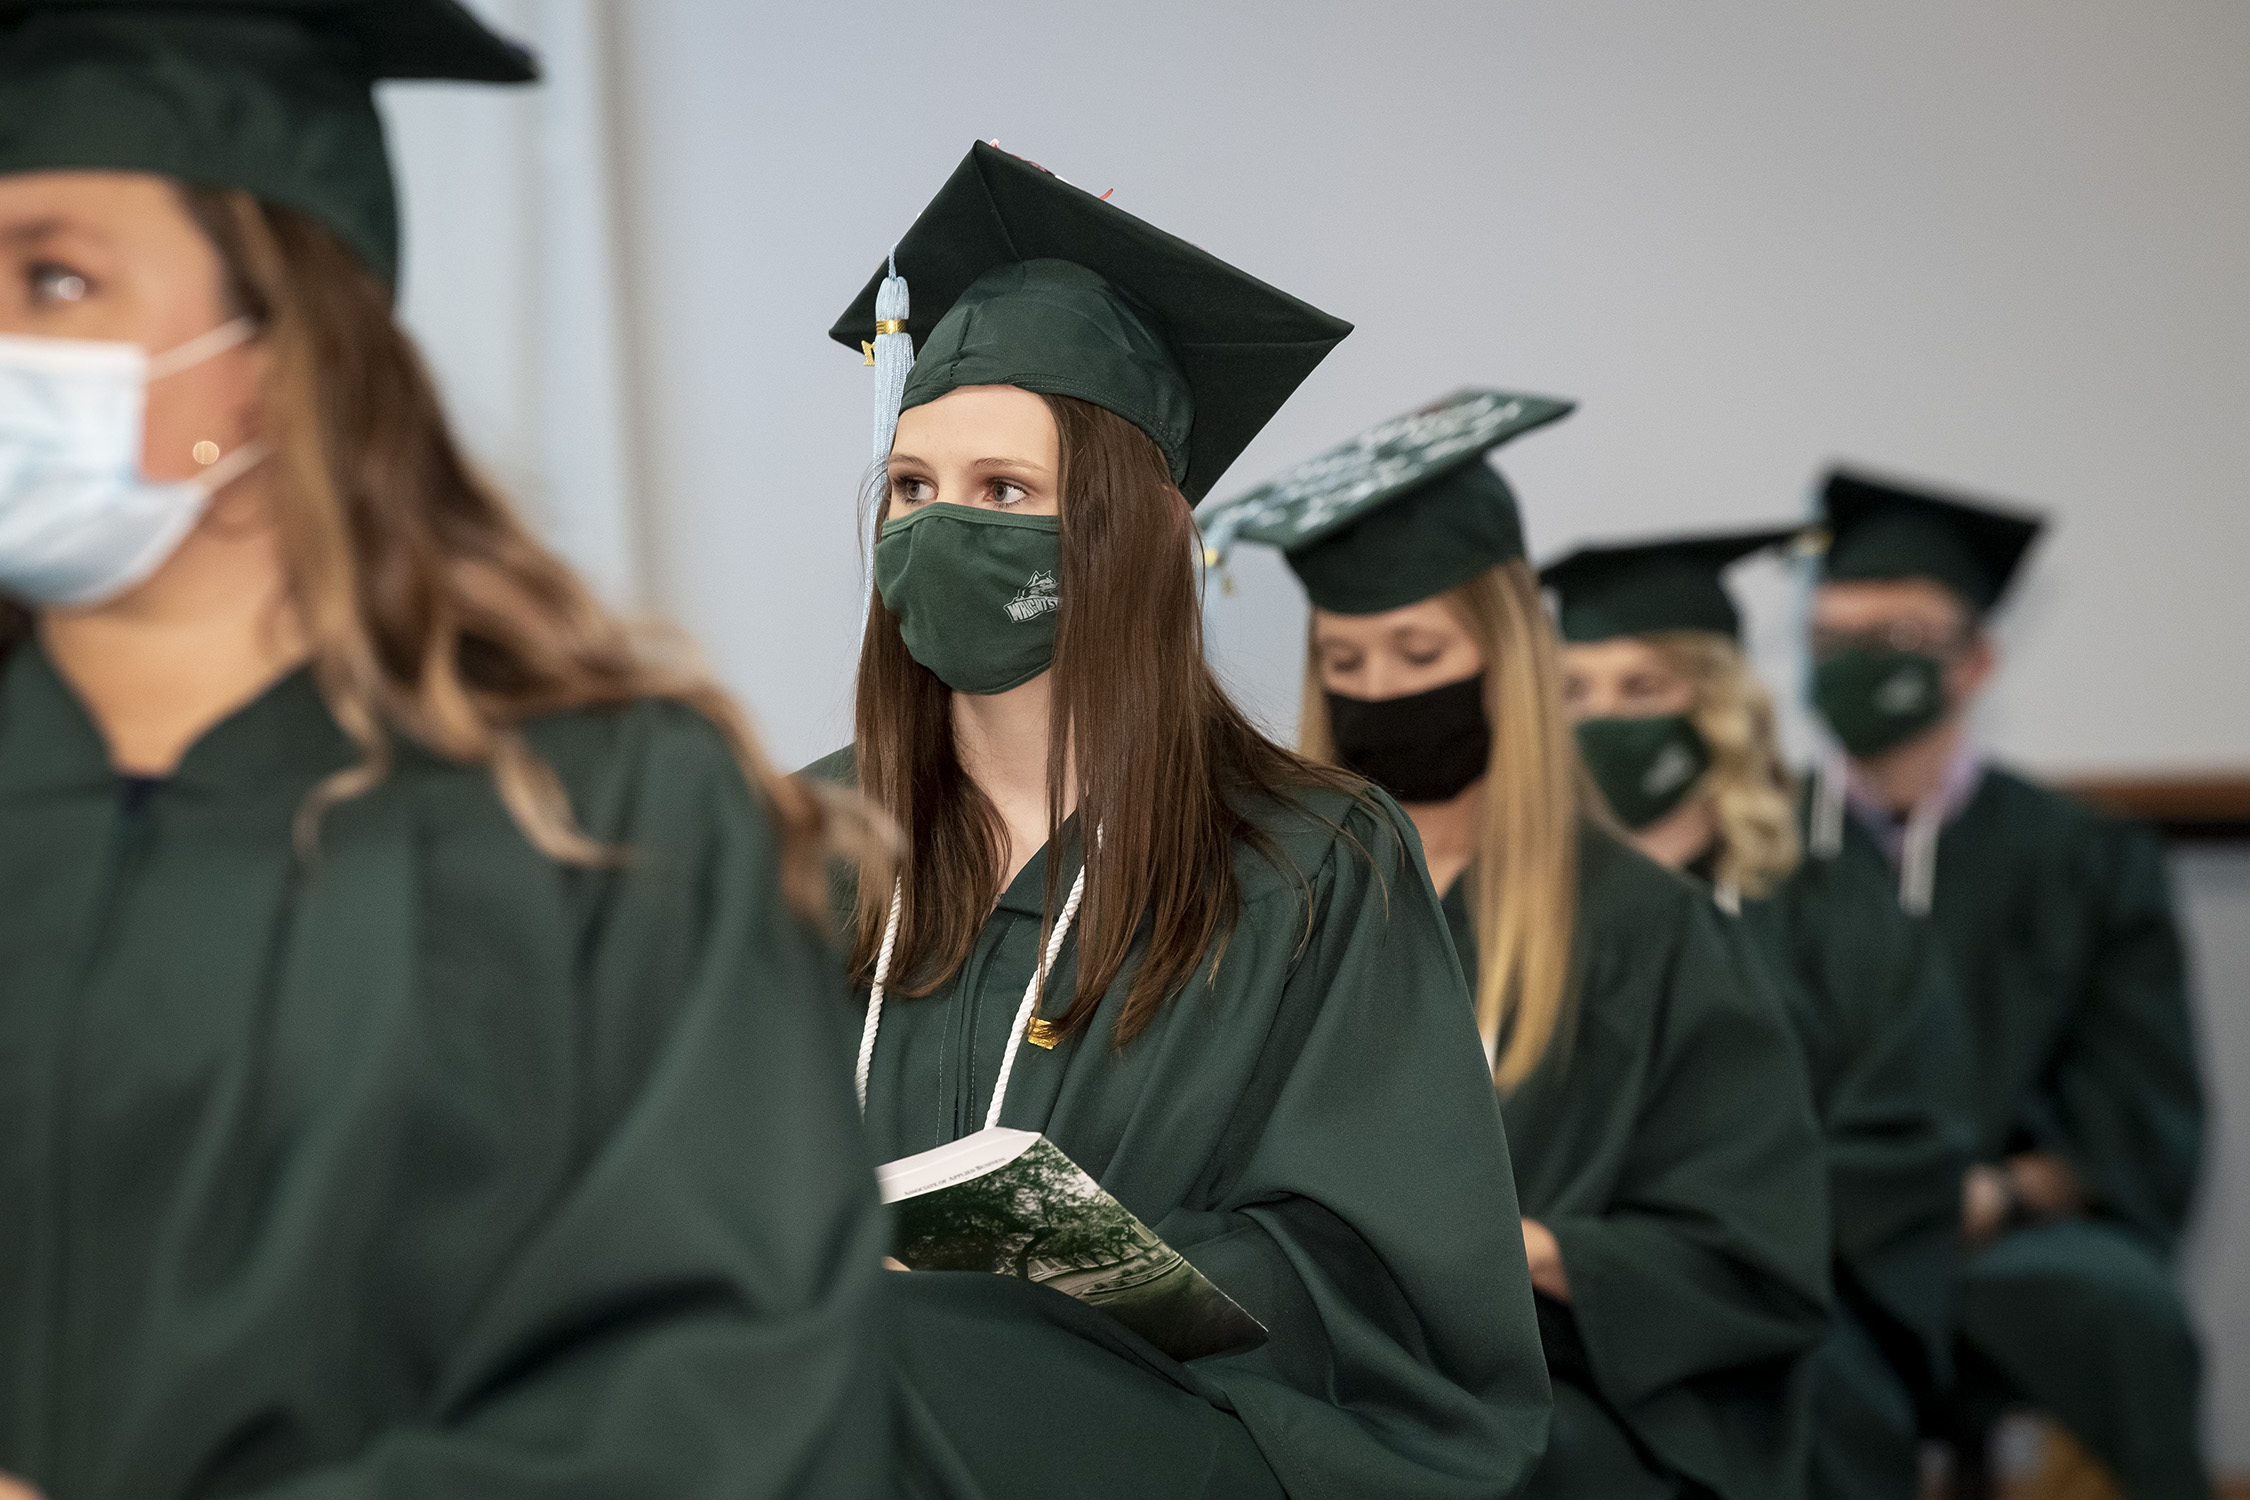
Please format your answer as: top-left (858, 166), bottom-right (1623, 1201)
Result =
top-left (853, 861), bottom-right (1089, 1129)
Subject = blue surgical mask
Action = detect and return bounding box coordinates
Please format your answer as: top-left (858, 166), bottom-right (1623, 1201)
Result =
top-left (0, 319), bottom-right (264, 607)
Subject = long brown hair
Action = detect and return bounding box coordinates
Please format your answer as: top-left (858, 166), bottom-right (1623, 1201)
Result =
top-left (1300, 561), bottom-right (1582, 1088)
top-left (849, 394), bottom-right (1360, 1047)
top-left (1645, 629), bottom-right (1800, 899)
top-left (0, 186), bottom-right (835, 916)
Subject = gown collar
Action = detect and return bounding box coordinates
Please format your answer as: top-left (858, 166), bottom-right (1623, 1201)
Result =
top-left (0, 639), bottom-right (354, 800)
top-left (991, 816), bottom-right (1084, 917)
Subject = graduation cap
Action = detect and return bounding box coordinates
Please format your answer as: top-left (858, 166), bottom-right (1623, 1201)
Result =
top-left (1817, 466), bottom-right (2045, 613)
top-left (0, 0), bottom-right (539, 285)
top-left (1197, 388), bottom-right (1575, 615)
top-left (830, 141), bottom-right (1352, 501)
top-left (1540, 526), bottom-right (1803, 643)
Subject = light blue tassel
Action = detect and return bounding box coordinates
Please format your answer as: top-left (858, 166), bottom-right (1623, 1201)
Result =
top-left (871, 252), bottom-right (913, 464)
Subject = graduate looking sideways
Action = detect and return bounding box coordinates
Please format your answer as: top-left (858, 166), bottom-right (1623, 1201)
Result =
top-left (1209, 390), bottom-right (1832, 1500)
top-left (811, 144), bottom-right (1551, 1499)
top-left (0, 4), bottom-right (890, 1498)
top-left (1802, 469), bottom-right (2210, 1498)
top-left (1544, 529), bottom-right (1972, 1500)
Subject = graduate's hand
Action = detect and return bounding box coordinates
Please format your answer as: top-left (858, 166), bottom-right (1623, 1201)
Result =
top-left (882, 1256), bottom-right (911, 1271)
top-left (1520, 1218), bottom-right (1570, 1303)
top-left (1961, 1164), bottom-right (2012, 1245)
top-left (0, 1472), bottom-right (45, 1500)
top-left (2005, 1151), bottom-right (2086, 1221)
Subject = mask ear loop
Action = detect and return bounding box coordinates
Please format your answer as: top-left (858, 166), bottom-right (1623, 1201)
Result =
top-left (149, 318), bottom-right (266, 501)
top-left (189, 440), bottom-right (268, 498)
top-left (146, 317), bottom-right (259, 380)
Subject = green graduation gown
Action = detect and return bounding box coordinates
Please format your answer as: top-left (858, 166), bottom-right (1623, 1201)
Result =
top-left (1710, 853), bottom-right (1971, 1500)
top-left (1809, 765), bottom-right (2209, 1498)
top-left (1442, 826), bottom-right (1832, 1500)
top-left (0, 643), bottom-right (889, 1500)
top-left (807, 749), bottom-right (1552, 1500)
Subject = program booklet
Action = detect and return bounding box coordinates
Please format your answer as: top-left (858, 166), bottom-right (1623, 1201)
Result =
top-left (878, 1127), bottom-right (1267, 1363)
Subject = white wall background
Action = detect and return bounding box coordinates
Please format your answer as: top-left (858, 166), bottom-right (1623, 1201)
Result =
top-left (378, 0), bottom-right (2249, 1461)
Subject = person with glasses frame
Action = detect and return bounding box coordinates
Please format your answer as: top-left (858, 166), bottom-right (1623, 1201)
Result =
top-left (1801, 468), bottom-right (2208, 1500)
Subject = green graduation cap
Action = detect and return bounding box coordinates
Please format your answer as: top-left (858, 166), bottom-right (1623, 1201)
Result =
top-left (0, 0), bottom-right (538, 285)
top-left (1817, 466), bottom-right (2044, 613)
top-left (830, 141), bottom-right (1352, 502)
top-left (1541, 526), bottom-right (1804, 643)
top-left (1198, 388), bottom-right (1575, 615)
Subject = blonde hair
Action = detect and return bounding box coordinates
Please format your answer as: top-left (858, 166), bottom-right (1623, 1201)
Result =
top-left (1643, 630), bottom-right (1799, 899)
top-left (1301, 561), bottom-right (1581, 1089)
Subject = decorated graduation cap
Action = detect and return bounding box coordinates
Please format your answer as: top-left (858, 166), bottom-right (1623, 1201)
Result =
top-left (830, 141), bottom-right (1352, 501)
top-left (1541, 526), bottom-right (1803, 643)
top-left (1817, 466), bottom-right (2044, 613)
top-left (0, 0), bottom-right (538, 285)
top-left (1198, 387), bottom-right (1575, 615)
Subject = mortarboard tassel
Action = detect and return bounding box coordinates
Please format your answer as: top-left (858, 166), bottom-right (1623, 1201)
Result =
top-left (870, 252), bottom-right (913, 465)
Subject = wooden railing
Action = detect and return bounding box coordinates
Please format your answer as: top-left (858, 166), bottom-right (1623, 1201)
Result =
top-left (2056, 774), bottom-right (2250, 841)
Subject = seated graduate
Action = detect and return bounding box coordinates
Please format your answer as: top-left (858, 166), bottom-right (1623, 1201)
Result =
top-left (1542, 529), bottom-right (1974, 1500)
top-left (811, 146), bottom-right (1549, 1500)
top-left (0, 5), bottom-right (887, 1498)
top-left (1801, 469), bottom-right (2210, 1498)
top-left (1206, 389), bottom-right (1833, 1500)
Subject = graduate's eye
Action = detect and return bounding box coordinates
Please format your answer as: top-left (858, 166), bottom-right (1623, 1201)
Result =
top-left (1400, 647), bottom-right (1445, 668)
top-left (1320, 648), bottom-right (1364, 677)
top-left (28, 261), bottom-right (91, 306)
top-left (889, 474), bottom-right (936, 507)
top-left (988, 478), bottom-right (1030, 508)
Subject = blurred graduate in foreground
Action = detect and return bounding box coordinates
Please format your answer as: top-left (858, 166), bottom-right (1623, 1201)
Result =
top-left (0, 4), bottom-right (887, 1496)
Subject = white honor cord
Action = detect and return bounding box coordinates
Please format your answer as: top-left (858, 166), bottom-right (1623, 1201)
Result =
top-left (1810, 750), bottom-right (1848, 860)
top-left (1809, 748), bottom-right (1942, 915)
top-left (1899, 794), bottom-right (1943, 916)
top-left (983, 864), bottom-right (1088, 1131)
top-left (853, 879), bottom-right (905, 1114)
top-left (852, 862), bottom-right (1090, 1128)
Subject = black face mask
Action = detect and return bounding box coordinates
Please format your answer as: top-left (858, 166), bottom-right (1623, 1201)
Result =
top-left (1326, 673), bottom-right (1491, 804)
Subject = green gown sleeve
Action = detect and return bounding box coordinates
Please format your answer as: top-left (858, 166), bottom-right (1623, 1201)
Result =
top-left (245, 706), bottom-right (892, 1500)
top-left (1152, 794), bottom-right (1551, 1500)
top-left (2024, 815), bottom-right (2203, 1249)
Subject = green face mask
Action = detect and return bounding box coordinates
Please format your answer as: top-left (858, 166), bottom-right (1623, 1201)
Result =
top-left (1811, 646), bottom-right (1947, 757)
top-left (874, 502), bottom-right (1062, 695)
top-left (1575, 714), bottom-right (1712, 830)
